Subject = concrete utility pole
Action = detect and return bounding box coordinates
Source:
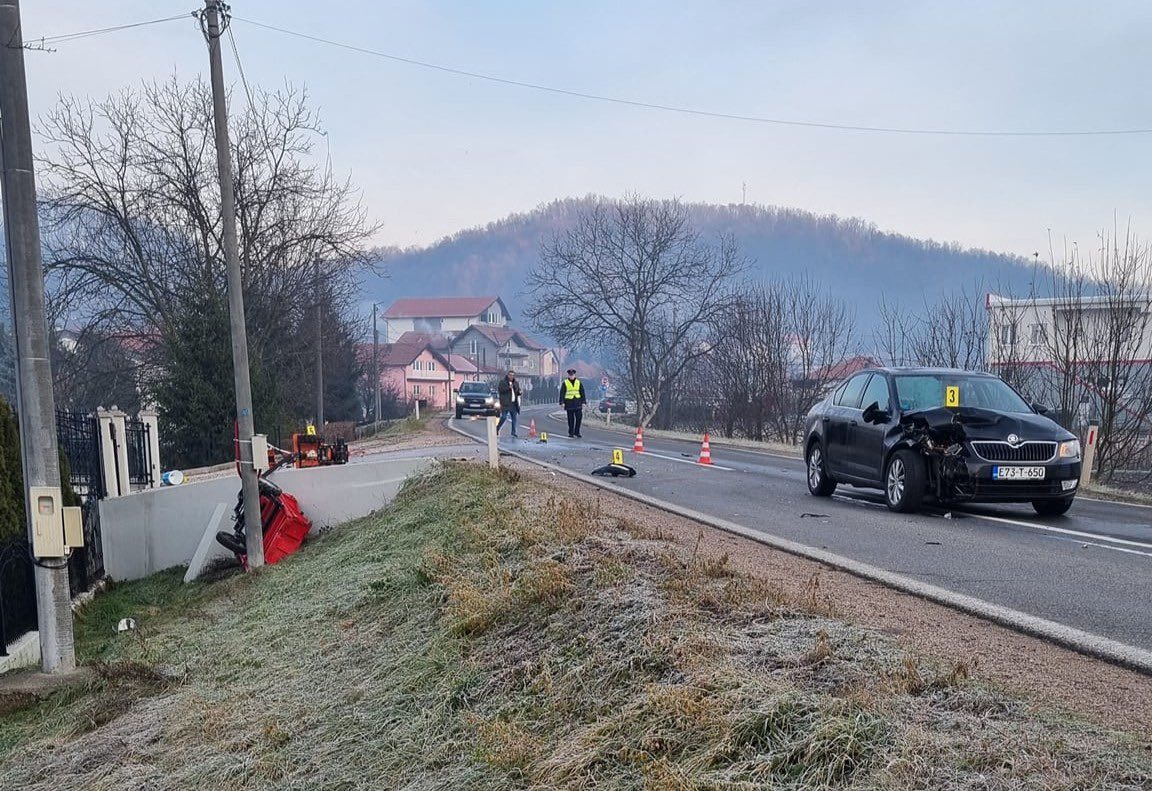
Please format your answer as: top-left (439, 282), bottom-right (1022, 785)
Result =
top-left (372, 304), bottom-right (381, 423)
top-left (0, 0), bottom-right (76, 672)
top-left (314, 255), bottom-right (324, 429)
top-left (202, 0), bottom-right (263, 567)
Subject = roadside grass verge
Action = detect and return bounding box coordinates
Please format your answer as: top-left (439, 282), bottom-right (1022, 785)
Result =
top-left (1, 462), bottom-right (1150, 789)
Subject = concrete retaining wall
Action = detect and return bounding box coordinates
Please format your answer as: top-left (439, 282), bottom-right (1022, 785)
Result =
top-left (99, 456), bottom-right (434, 581)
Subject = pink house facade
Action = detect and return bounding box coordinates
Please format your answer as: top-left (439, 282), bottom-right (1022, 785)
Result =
top-left (360, 340), bottom-right (483, 411)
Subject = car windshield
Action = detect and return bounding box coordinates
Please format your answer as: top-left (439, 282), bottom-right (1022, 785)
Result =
top-left (893, 374), bottom-right (1032, 414)
top-left (459, 382), bottom-right (490, 394)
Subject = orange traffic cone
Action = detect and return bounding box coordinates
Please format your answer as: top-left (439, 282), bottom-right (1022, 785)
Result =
top-left (528, 419), bottom-right (538, 438)
top-left (698, 433), bottom-right (713, 465)
top-left (633, 425), bottom-right (645, 453)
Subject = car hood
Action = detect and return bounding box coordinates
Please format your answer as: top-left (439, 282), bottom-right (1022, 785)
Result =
top-left (901, 406), bottom-right (1074, 442)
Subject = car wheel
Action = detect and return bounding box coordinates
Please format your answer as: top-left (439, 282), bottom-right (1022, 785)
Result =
top-left (1032, 497), bottom-right (1073, 517)
top-left (806, 442), bottom-right (837, 497)
top-left (885, 449), bottom-right (925, 513)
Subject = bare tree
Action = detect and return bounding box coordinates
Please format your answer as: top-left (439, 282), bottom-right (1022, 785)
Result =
top-left (37, 77), bottom-right (378, 461)
top-left (526, 197), bottom-right (744, 427)
top-left (780, 276), bottom-right (856, 443)
top-left (875, 283), bottom-right (987, 371)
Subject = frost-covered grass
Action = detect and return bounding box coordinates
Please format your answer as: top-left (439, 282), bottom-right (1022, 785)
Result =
top-left (1, 463), bottom-right (1149, 789)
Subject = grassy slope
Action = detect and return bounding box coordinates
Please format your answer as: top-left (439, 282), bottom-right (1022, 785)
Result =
top-left (1, 463), bottom-right (1150, 790)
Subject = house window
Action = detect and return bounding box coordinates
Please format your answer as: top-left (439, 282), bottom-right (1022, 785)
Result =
top-left (1029, 323), bottom-right (1047, 346)
top-left (998, 323), bottom-right (1018, 346)
top-left (413, 385), bottom-right (421, 395)
top-left (428, 361), bottom-right (435, 371)
top-left (412, 360), bottom-right (421, 371)
top-left (469, 339), bottom-right (478, 355)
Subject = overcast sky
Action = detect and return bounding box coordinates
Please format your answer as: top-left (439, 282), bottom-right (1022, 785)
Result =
top-left (21, 1), bottom-right (1152, 256)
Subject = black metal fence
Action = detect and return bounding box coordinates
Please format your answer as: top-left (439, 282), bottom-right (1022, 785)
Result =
top-left (1, 410), bottom-right (117, 653)
top-left (0, 538), bottom-right (36, 657)
top-left (56, 408), bottom-right (105, 498)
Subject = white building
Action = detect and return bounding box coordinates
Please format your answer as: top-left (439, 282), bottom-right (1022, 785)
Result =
top-left (985, 293), bottom-right (1152, 366)
top-left (381, 296), bottom-right (509, 343)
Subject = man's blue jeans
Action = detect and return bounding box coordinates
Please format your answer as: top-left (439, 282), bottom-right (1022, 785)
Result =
top-left (497, 407), bottom-right (518, 436)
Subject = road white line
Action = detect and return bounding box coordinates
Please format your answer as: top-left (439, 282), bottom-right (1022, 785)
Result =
top-left (966, 512), bottom-right (1152, 551)
top-left (1078, 495), bottom-right (1152, 510)
top-left (1047, 535), bottom-right (1152, 560)
top-left (634, 450), bottom-right (735, 472)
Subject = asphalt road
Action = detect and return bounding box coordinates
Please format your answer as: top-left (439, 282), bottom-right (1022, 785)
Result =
top-left (452, 406), bottom-right (1152, 652)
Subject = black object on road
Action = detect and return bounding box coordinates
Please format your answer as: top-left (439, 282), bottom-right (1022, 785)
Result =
top-left (591, 463), bottom-right (636, 478)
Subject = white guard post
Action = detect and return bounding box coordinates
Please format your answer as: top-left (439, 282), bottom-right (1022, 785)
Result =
top-left (486, 416), bottom-right (499, 469)
top-left (1079, 423), bottom-right (1099, 490)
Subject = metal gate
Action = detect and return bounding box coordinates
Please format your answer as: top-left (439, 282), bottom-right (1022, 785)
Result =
top-left (125, 418), bottom-right (153, 488)
top-left (55, 410), bottom-right (107, 597)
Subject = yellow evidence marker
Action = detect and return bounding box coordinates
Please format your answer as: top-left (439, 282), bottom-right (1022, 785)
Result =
top-left (612, 448), bottom-right (624, 465)
top-left (945, 386), bottom-right (960, 408)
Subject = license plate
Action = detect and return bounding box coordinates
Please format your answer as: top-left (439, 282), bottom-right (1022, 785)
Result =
top-left (992, 466), bottom-right (1046, 481)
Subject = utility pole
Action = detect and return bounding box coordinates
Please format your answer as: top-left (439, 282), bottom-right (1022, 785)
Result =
top-left (372, 304), bottom-right (381, 423)
top-left (314, 255), bottom-right (324, 429)
top-left (0, 0), bottom-right (76, 672)
top-left (201, 0), bottom-right (263, 567)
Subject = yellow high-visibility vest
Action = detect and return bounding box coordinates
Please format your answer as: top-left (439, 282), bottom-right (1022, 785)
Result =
top-left (563, 379), bottom-right (582, 400)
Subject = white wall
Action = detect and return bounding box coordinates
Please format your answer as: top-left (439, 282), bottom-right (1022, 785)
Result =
top-left (98, 456), bottom-right (434, 581)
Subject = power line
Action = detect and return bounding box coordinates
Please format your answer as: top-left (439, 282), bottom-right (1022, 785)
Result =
top-left (31, 13), bottom-right (190, 46)
top-left (234, 16), bottom-right (1152, 139)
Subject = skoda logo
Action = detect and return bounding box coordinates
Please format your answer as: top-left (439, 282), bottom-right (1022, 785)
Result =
top-left (1006, 433), bottom-right (1022, 446)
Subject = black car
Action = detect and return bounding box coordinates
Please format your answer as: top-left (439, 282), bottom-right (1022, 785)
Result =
top-left (455, 381), bottom-right (498, 419)
top-left (598, 397), bottom-right (628, 414)
top-left (804, 368), bottom-right (1081, 515)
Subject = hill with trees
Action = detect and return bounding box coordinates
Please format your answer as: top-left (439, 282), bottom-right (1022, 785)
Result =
top-left (367, 197), bottom-right (1043, 331)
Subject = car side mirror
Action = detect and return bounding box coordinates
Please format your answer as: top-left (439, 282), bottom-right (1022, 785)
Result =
top-left (862, 401), bottom-right (891, 424)
top-left (1032, 403), bottom-right (1049, 415)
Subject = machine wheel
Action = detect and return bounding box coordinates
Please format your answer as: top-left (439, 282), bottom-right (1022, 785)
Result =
top-left (1032, 497), bottom-right (1074, 517)
top-left (806, 442), bottom-right (837, 497)
top-left (885, 450), bottom-right (925, 513)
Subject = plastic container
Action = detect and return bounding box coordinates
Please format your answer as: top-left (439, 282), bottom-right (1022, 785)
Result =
top-left (161, 470), bottom-right (184, 486)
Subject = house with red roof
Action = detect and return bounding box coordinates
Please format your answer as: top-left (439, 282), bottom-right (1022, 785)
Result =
top-left (382, 296), bottom-right (509, 343)
top-left (357, 338), bottom-right (483, 410)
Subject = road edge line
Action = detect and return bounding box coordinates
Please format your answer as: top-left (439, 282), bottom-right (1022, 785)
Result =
top-left (447, 419), bottom-right (1152, 676)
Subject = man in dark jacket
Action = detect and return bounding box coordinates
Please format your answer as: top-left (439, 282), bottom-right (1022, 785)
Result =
top-left (559, 368), bottom-right (586, 438)
top-left (496, 370), bottom-right (522, 437)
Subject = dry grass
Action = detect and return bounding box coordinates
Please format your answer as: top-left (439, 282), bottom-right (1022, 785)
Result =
top-left (1, 462), bottom-right (1150, 790)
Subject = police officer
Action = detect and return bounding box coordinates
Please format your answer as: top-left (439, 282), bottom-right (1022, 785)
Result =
top-left (560, 368), bottom-right (586, 438)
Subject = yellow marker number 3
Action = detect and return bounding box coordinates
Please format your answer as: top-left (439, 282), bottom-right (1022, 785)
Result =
top-left (945, 386), bottom-right (960, 408)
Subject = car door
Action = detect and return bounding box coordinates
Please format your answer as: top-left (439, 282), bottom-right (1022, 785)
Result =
top-left (848, 373), bottom-right (893, 482)
top-left (825, 373), bottom-right (870, 476)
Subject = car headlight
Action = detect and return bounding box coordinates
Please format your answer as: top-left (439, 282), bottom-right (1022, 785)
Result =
top-left (485, 396), bottom-right (495, 405)
top-left (455, 396), bottom-right (464, 404)
top-left (1058, 439), bottom-right (1081, 460)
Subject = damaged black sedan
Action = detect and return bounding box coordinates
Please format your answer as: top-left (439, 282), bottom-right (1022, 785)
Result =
top-left (804, 368), bottom-right (1081, 515)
